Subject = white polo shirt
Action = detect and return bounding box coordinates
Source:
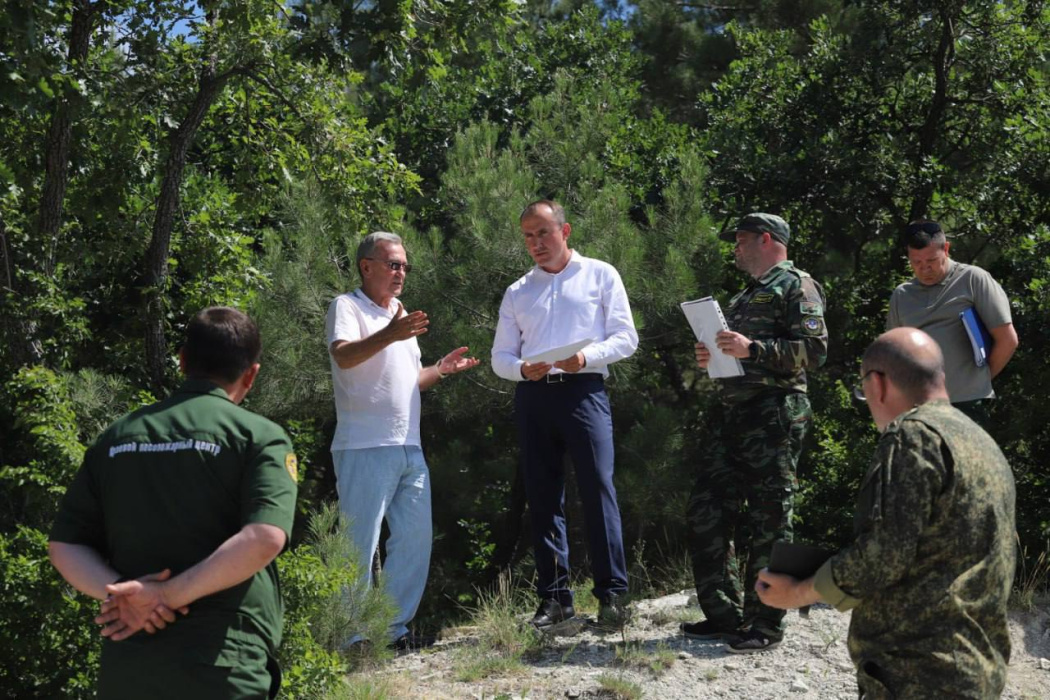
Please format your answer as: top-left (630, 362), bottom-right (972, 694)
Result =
top-left (326, 289), bottom-right (422, 451)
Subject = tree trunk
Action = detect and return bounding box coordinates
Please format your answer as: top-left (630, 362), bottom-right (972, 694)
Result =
top-left (5, 0), bottom-right (99, 369)
top-left (143, 51), bottom-right (238, 393)
top-left (909, 8), bottom-right (956, 221)
top-left (37, 0), bottom-right (98, 275)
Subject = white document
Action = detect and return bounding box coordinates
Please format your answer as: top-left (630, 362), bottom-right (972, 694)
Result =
top-left (680, 297), bottom-right (744, 379)
top-left (523, 338), bottom-right (595, 365)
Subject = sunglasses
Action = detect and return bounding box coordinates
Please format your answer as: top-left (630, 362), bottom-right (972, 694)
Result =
top-left (366, 258), bottom-right (413, 273)
top-left (852, 369), bottom-right (884, 402)
top-left (905, 222), bottom-right (943, 236)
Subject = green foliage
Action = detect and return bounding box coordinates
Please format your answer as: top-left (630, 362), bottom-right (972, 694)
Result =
top-left (613, 640), bottom-right (676, 677)
top-left (452, 572), bottom-right (544, 681)
top-left (0, 526), bottom-right (99, 699)
top-left (697, 1), bottom-right (1050, 554)
top-left (596, 672), bottom-right (643, 700)
top-left (0, 366), bottom-right (85, 532)
top-left (2, 5), bottom-right (1049, 693)
top-left (278, 502), bottom-right (396, 698)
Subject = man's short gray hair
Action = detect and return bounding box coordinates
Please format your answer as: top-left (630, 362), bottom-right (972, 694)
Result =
top-left (356, 231), bottom-right (403, 273)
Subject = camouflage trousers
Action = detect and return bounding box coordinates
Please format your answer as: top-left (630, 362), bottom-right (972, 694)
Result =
top-left (686, 391), bottom-right (811, 637)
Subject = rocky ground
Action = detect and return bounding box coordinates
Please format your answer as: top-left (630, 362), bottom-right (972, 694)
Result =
top-left (355, 591), bottom-right (1050, 699)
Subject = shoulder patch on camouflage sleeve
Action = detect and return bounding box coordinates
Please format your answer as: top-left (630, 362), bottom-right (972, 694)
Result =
top-left (800, 301), bottom-right (823, 315)
top-left (285, 453), bottom-right (299, 482)
top-left (803, 317), bottom-right (824, 335)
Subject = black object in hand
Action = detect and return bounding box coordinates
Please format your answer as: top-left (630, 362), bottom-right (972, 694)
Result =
top-left (769, 541), bottom-right (834, 618)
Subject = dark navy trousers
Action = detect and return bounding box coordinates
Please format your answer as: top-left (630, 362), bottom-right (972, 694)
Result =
top-left (514, 374), bottom-right (628, 604)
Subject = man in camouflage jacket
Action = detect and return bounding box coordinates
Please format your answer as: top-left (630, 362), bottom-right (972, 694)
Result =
top-left (757, 328), bottom-right (1016, 698)
top-left (683, 213), bottom-right (828, 653)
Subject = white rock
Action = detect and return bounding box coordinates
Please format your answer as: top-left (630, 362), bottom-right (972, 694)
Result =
top-left (723, 663), bottom-right (739, 671)
top-left (565, 689), bottom-right (581, 699)
top-left (790, 678), bottom-right (809, 693)
top-left (1039, 657), bottom-right (1050, 671)
top-left (677, 651), bottom-right (690, 660)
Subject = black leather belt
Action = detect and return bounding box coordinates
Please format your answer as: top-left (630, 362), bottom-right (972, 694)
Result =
top-left (543, 373), bottom-right (603, 384)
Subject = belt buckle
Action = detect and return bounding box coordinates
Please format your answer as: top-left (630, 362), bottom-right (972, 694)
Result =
top-left (545, 373), bottom-right (566, 384)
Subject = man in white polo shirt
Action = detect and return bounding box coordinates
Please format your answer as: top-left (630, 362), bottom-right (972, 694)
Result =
top-left (492, 200), bottom-right (638, 631)
top-left (326, 231), bottom-right (478, 650)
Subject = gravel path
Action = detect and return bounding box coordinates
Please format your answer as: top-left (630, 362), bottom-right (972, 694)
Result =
top-left (360, 592), bottom-right (1050, 698)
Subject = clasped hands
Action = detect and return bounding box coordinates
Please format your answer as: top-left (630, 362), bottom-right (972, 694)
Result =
top-left (694, 331), bottom-right (752, 368)
top-left (95, 569), bottom-right (189, 642)
top-left (521, 351), bottom-right (586, 381)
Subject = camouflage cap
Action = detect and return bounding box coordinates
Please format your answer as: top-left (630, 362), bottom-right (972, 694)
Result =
top-left (719, 213), bottom-right (791, 246)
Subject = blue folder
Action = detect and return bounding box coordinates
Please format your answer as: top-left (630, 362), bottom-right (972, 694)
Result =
top-left (960, 307), bottom-right (994, 367)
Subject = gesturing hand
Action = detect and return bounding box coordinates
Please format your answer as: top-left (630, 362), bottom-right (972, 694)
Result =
top-left (437, 347), bottom-right (480, 376)
top-left (96, 569), bottom-right (188, 641)
top-left (384, 303), bottom-right (429, 342)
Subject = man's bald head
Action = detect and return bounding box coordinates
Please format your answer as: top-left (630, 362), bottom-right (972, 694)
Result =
top-left (862, 328), bottom-right (947, 405)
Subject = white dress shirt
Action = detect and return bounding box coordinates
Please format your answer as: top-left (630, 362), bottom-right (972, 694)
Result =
top-left (492, 251), bottom-right (638, 381)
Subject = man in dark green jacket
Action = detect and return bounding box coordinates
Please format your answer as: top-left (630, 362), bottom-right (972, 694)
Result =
top-left (49, 307), bottom-right (298, 699)
top-left (683, 213), bottom-right (828, 653)
top-left (757, 327), bottom-right (1016, 698)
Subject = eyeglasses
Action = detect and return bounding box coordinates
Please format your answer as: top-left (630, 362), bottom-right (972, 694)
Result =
top-left (905, 222), bottom-right (943, 236)
top-left (365, 258), bottom-right (413, 273)
top-left (852, 369), bottom-right (884, 402)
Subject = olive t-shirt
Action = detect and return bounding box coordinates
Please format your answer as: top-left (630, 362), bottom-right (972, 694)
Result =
top-left (887, 261), bottom-right (1011, 402)
top-left (50, 379), bottom-right (298, 656)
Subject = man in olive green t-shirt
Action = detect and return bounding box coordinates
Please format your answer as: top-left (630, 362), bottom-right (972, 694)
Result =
top-left (886, 220), bottom-right (1019, 426)
top-left (49, 307), bottom-right (298, 699)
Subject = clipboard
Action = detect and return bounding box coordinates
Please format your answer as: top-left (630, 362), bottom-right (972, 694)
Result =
top-left (680, 297), bottom-right (744, 379)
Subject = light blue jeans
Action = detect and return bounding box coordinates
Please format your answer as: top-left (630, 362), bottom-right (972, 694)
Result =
top-left (333, 445), bottom-right (432, 642)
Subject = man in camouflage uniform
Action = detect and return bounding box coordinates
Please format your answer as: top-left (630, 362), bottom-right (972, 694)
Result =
top-left (683, 213), bottom-right (827, 653)
top-left (757, 327), bottom-right (1016, 698)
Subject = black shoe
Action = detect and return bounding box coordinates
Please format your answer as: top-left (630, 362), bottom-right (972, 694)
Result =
top-left (596, 593), bottom-right (629, 630)
top-left (388, 632), bottom-right (436, 652)
top-left (530, 598), bottom-right (575, 629)
top-left (726, 628), bottom-right (781, 654)
top-left (680, 619), bottom-right (743, 641)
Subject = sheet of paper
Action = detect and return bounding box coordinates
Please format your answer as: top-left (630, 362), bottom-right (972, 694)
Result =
top-left (523, 338), bottom-right (595, 365)
top-left (680, 297), bottom-right (744, 379)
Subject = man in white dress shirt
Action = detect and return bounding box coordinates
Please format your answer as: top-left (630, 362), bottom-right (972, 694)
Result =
top-left (492, 200), bottom-right (639, 630)
top-left (326, 231), bottom-right (478, 650)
